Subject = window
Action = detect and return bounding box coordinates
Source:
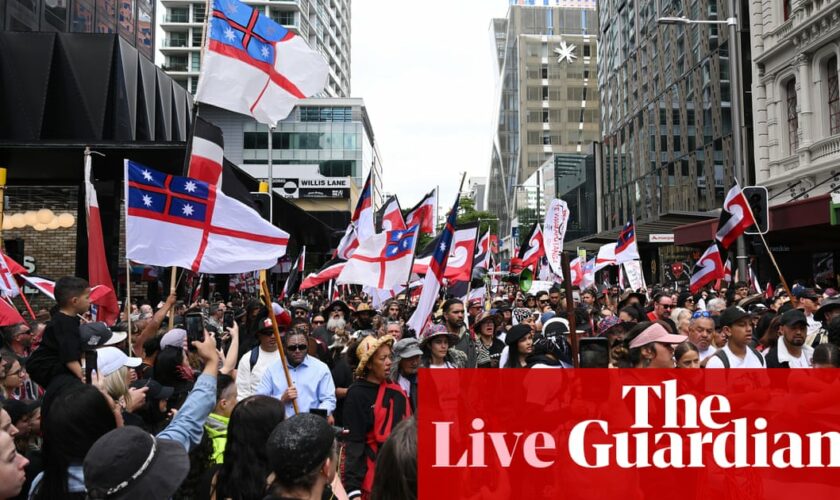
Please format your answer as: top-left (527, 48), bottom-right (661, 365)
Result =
top-left (168, 7), bottom-right (188, 23)
top-left (192, 28), bottom-right (203, 47)
top-left (299, 107), bottom-right (352, 122)
top-left (542, 86), bottom-right (549, 100)
top-left (168, 32), bottom-right (187, 47)
top-left (270, 9), bottom-right (295, 26)
top-left (194, 4), bottom-right (206, 23)
top-left (541, 65), bottom-right (548, 79)
top-left (786, 79), bottom-right (799, 153)
top-left (583, 44), bottom-right (591, 57)
top-left (783, 0), bottom-right (792, 21)
top-left (828, 57), bottom-right (840, 135)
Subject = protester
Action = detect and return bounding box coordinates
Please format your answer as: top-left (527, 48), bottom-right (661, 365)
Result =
top-left (390, 338), bottom-right (422, 412)
top-left (615, 322), bottom-right (687, 368)
top-left (0, 355), bottom-right (22, 400)
top-left (1, 324), bottom-right (32, 361)
top-left (674, 342), bottom-right (700, 368)
top-left (812, 343), bottom-right (840, 368)
top-left (706, 307), bottom-right (766, 368)
top-left (765, 309), bottom-right (813, 368)
top-left (419, 324), bottom-right (465, 368)
top-left (204, 374), bottom-right (236, 464)
top-left (460, 312), bottom-right (504, 368)
top-left (0, 429), bottom-right (29, 500)
top-left (236, 318), bottom-right (281, 401)
top-left (370, 417), bottom-right (417, 500)
top-left (344, 335), bottom-right (411, 500)
top-left (753, 313), bottom-right (780, 352)
top-left (502, 324), bottom-right (534, 368)
top-left (808, 296), bottom-right (840, 346)
top-left (441, 299), bottom-right (467, 339)
top-left (687, 312), bottom-right (717, 361)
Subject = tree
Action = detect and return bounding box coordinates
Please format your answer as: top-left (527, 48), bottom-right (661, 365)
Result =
top-left (457, 197), bottom-right (498, 235)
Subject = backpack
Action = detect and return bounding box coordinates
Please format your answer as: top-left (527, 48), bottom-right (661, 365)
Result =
top-left (713, 346), bottom-right (765, 368)
top-left (248, 345), bottom-right (261, 370)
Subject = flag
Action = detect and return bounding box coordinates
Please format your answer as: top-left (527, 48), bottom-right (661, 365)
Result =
top-left (279, 246), bottom-right (305, 301)
top-left (715, 185), bottom-right (757, 249)
top-left (690, 244), bottom-right (725, 294)
top-left (407, 192), bottom-right (460, 334)
top-left (749, 265), bottom-right (761, 293)
top-left (86, 155), bottom-right (120, 325)
top-left (195, 0), bottom-right (328, 124)
top-left (614, 218), bottom-right (640, 264)
top-left (594, 243), bottom-right (617, 272)
top-left (376, 195), bottom-right (406, 232)
top-left (489, 234), bottom-right (499, 255)
top-left (405, 189), bottom-right (437, 235)
top-left (765, 281), bottom-right (774, 300)
top-left (474, 231), bottom-right (491, 270)
top-left (191, 274), bottom-right (204, 303)
top-left (518, 223), bottom-right (545, 269)
top-left (543, 199), bottom-right (570, 276)
top-left (0, 253), bottom-right (20, 298)
top-left (580, 258), bottom-right (596, 289)
top-left (187, 116), bottom-right (225, 187)
top-left (1, 254), bottom-right (27, 275)
top-left (568, 257), bottom-right (584, 287)
top-left (300, 259), bottom-right (346, 290)
top-left (0, 298), bottom-right (24, 327)
top-left (723, 257), bottom-right (733, 283)
top-left (336, 171), bottom-right (374, 259)
top-left (20, 275), bottom-right (113, 303)
top-left (337, 225), bottom-right (419, 289)
top-left (412, 223), bottom-right (479, 283)
top-left (125, 160), bottom-right (289, 273)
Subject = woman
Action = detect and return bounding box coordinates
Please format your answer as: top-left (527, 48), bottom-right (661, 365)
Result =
top-left (201, 395), bottom-right (285, 500)
top-left (614, 321), bottom-right (687, 368)
top-left (153, 345), bottom-right (194, 409)
top-left (674, 342), bottom-right (700, 368)
top-left (344, 335), bottom-right (411, 500)
top-left (812, 343), bottom-right (840, 368)
top-left (473, 312), bottom-right (505, 368)
top-left (0, 429), bottom-right (29, 500)
top-left (503, 324), bottom-right (533, 368)
top-left (753, 314), bottom-right (780, 352)
top-left (1, 355), bottom-right (23, 400)
top-left (419, 325), bottom-right (465, 368)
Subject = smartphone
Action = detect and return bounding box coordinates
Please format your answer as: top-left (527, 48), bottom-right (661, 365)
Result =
top-left (185, 312), bottom-right (204, 352)
top-left (224, 310), bottom-right (234, 329)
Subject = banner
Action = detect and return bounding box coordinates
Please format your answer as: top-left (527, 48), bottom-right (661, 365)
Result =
top-left (542, 199), bottom-right (570, 276)
top-left (419, 369), bottom-right (840, 500)
top-left (623, 260), bottom-right (645, 291)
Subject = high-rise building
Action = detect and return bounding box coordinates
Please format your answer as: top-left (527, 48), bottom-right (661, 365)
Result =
top-left (2, 0), bottom-right (156, 60)
top-left (486, 2), bottom-right (600, 256)
top-left (156, 0), bottom-right (350, 96)
top-left (468, 176), bottom-right (488, 211)
top-left (590, 0), bottom-right (752, 277)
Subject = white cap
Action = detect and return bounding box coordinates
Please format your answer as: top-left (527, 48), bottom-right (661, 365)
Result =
top-left (96, 347), bottom-right (142, 378)
top-left (160, 328), bottom-right (187, 350)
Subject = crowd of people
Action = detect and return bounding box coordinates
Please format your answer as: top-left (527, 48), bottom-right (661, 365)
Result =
top-left (1, 273), bottom-right (839, 499)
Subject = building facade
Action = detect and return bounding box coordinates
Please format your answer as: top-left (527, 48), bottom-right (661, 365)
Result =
top-left (468, 176), bottom-right (488, 211)
top-left (486, 2), bottom-right (600, 255)
top-left (156, 0), bottom-right (350, 96)
top-left (2, 0), bottom-right (156, 59)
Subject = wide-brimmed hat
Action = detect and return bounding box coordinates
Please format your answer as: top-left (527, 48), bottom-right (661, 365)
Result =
top-left (354, 334), bottom-right (395, 377)
top-left (618, 290), bottom-right (648, 309)
top-left (84, 426), bottom-right (189, 500)
top-left (471, 312), bottom-right (501, 333)
top-left (326, 300), bottom-right (351, 318)
top-left (353, 303), bottom-right (376, 316)
top-left (419, 323), bottom-right (459, 348)
top-left (816, 296), bottom-right (840, 322)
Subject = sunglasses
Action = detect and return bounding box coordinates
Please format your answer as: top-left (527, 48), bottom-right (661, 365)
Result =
top-left (685, 298), bottom-right (695, 302)
top-left (539, 300), bottom-right (549, 304)
top-left (312, 320), bottom-right (325, 324)
top-left (692, 311), bottom-right (712, 319)
top-left (286, 343), bottom-right (308, 352)
top-left (659, 304), bottom-right (673, 309)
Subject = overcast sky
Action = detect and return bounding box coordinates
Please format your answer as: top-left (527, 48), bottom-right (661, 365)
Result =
top-left (351, 0), bottom-right (510, 211)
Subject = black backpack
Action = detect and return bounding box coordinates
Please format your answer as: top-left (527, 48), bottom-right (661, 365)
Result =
top-left (713, 346), bottom-right (765, 368)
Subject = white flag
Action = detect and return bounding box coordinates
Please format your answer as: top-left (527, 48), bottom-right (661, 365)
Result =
top-left (337, 226), bottom-right (419, 290)
top-left (542, 199), bottom-right (570, 276)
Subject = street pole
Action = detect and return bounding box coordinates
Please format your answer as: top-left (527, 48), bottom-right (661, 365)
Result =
top-left (727, 0), bottom-right (749, 283)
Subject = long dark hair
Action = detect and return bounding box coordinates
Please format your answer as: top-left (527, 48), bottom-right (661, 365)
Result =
top-left (371, 417), bottom-right (417, 500)
top-left (34, 384), bottom-right (116, 500)
top-left (214, 396), bottom-right (285, 500)
top-left (153, 346), bottom-right (192, 408)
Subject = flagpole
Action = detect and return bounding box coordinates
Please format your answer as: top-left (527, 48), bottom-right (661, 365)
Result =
top-left (267, 125), bottom-right (275, 224)
top-left (126, 258), bottom-right (132, 349)
top-left (168, 269), bottom-right (177, 329)
top-left (561, 251), bottom-right (580, 368)
top-left (13, 278), bottom-right (36, 320)
top-left (261, 278), bottom-right (298, 414)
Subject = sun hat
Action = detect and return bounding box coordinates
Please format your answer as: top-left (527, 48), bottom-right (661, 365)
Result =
top-left (84, 426), bottom-right (189, 500)
top-left (392, 337), bottom-right (423, 360)
top-left (419, 323), bottom-right (459, 348)
top-left (354, 334), bottom-right (395, 377)
top-left (628, 323), bottom-right (687, 349)
top-left (471, 311), bottom-right (501, 334)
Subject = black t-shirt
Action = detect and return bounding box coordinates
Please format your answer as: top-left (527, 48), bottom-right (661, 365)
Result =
top-left (330, 356), bottom-right (353, 426)
top-left (26, 312), bottom-right (81, 387)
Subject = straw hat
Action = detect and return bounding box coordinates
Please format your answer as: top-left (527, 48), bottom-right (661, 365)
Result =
top-left (354, 334), bottom-right (395, 377)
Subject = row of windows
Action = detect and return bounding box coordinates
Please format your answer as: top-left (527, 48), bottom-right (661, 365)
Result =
top-left (525, 87), bottom-right (593, 101)
top-left (526, 109), bottom-right (600, 123)
top-left (243, 131), bottom-right (359, 150)
top-left (781, 56), bottom-right (840, 156)
top-left (299, 107), bottom-right (352, 122)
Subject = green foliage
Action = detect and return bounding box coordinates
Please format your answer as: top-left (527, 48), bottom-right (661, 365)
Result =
top-left (457, 197), bottom-right (498, 235)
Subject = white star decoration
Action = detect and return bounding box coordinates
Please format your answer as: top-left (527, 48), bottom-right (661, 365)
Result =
top-left (554, 41), bottom-right (577, 64)
top-left (260, 46), bottom-right (270, 58)
top-left (141, 169), bottom-right (153, 181)
top-left (439, 243), bottom-right (446, 253)
top-left (142, 194), bottom-right (153, 207)
top-left (184, 180), bottom-right (197, 193)
top-left (182, 204), bottom-right (194, 216)
top-left (224, 27), bottom-right (236, 42)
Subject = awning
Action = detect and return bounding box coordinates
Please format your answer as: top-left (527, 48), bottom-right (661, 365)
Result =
top-left (567, 211), bottom-right (714, 250)
top-left (674, 194), bottom-right (837, 250)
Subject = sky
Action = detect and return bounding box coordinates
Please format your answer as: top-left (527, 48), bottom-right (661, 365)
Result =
top-left (351, 0), bottom-right (510, 212)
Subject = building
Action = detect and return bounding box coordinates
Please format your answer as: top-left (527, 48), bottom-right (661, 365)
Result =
top-left (468, 176), bottom-right (487, 211)
top-left (674, 0), bottom-right (840, 285)
top-left (2, 0), bottom-right (156, 59)
top-left (156, 0), bottom-right (351, 96)
top-left (486, 2), bottom-right (600, 258)
top-left (200, 98), bottom-right (384, 261)
top-left (586, 0), bottom-right (753, 282)
top-left (541, 148), bottom-right (597, 242)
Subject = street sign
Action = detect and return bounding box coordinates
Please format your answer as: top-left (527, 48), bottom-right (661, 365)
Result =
top-left (743, 186), bottom-right (769, 235)
top-left (649, 233), bottom-right (675, 243)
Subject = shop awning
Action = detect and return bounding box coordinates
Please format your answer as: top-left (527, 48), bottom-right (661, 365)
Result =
top-left (567, 211), bottom-right (714, 250)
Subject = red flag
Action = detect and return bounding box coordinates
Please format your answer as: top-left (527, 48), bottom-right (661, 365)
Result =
top-left (377, 196), bottom-right (406, 232)
top-left (85, 154), bottom-right (119, 325)
top-left (518, 223), bottom-right (545, 269)
top-left (765, 281), bottom-right (774, 300)
top-left (715, 185), bottom-right (757, 249)
top-left (0, 298), bottom-right (24, 326)
top-left (300, 259), bottom-right (346, 290)
top-left (2, 253), bottom-right (27, 275)
top-left (405, 189), bottom-right (437, 235)
top-left (412, 224), bottom-right (478, 282)
top-left (187, 116), bottom-right (224, 186)
top-left (690, 244), bottom-right (725, 294)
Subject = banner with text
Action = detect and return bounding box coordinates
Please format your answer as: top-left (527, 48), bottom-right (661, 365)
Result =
top-left (542, 199), bottom-right (570, 277)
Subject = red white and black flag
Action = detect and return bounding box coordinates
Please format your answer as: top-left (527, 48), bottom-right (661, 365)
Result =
top-left (518, 222), bottom-right (545, 270)
top-left (279, 246), bottom-right (305, 301)
top-left (187, 116), bottom-right (225, 187)
top-left (405, 189), bottom-right (437, 235)
top-left (376, 195), bottom-right (406, 232)
top-left (690, 243), bottom-right (726, 294)
top-left (715, 185), bottom-right (756, 249)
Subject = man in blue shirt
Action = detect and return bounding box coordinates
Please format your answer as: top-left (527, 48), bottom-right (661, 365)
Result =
top-left (256, 331), bottom-right (336, 422)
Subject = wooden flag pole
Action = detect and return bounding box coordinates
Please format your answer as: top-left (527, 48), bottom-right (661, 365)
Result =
top-left (168, 268), bottom-right (178, 329)
top-left (261, 278), bottom-right (298, 414)
top-left (561, 251), bottom-right (580, 368)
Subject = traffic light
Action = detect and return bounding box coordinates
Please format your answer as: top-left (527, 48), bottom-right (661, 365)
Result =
top-left (251, 192), bottom-right (271, 221)
top-left (743, 186), bottom-right (769, 235)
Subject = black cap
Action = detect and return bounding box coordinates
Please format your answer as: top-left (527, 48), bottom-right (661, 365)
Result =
top-left (79, 322), bottom-right (127, 351)
top-left (1, 399), bottom-right (40, 424)
top-left (505, 324), bottom-right (532, 346)
top-left (779, 309), bottom-right (808, 327)
top-left (267, 413), bottom-right (335, 484)
top-left (543, 320), bottom-right (569, 337)
top-left (130, 379), bottom-right (174, 402)
top-left (719, 306), bottom-right (751, 328)
top-left (797, 288), bottom-right (820, 300)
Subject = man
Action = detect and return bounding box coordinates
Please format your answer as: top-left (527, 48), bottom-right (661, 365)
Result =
top-left (765, 309), bottom-right (813, 368)
top-left (441, 298), bottom-right (466, 339)
top-left (706, 298), bottom-right (727, 316)
top-left (808, 296), bottom-right (840, 346)
top-left (236, 318), bottom-right (282, 401)
top-left (384, 300), bottom-right (402, 321)
top-left (1, 323), bottom-right (32, 359)
top-left (351, 303), bottom-right (376, 334)
top-left (467, 298), bottom-right (483, 325)
top-left (796, 288), bottom-right (822, 336)
top-left (291, 301), bottom-right (310, 321)
top-left (548, 287), bottom-right (562, 310)
top-left (385, 320), bottom-right (403, 341)
top-left (205, 374), bottom-right (236, 463)
top-left (581, 289), bottom-right (597, 308)
top-left (390, 337), bottom-right (422, 411)
top-left (256, 330), bottom-right (336, 421)
top-left (733, 281), bottom-right (750, 303)
top-left (265, 414), bottom-right (339, 500)
top-left (207, 302), bottom-right (226, 331)
top-left (647, 294), bottom-right (673, 321)
top-left (534, 291), bottom-right (549, 312)
top-left (705, 307), bottom-right (765, 368)
top-left (327, 300), bottom-right (351, 321)
top-left (687, 312), bottom-right (717, 361)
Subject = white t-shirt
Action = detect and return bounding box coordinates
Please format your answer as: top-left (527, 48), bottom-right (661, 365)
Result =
top-left (705, 344), bottom-right (765, 368)
top-left (236, 347), bottom-right (281, 401)
top-left (698, 346), bottom-right (717, 361)
top-left (428, 361), bottom-right (454, 368)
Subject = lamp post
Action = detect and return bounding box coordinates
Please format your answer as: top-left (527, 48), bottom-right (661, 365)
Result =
top-left (659, 0), bottom-right (749, 281)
